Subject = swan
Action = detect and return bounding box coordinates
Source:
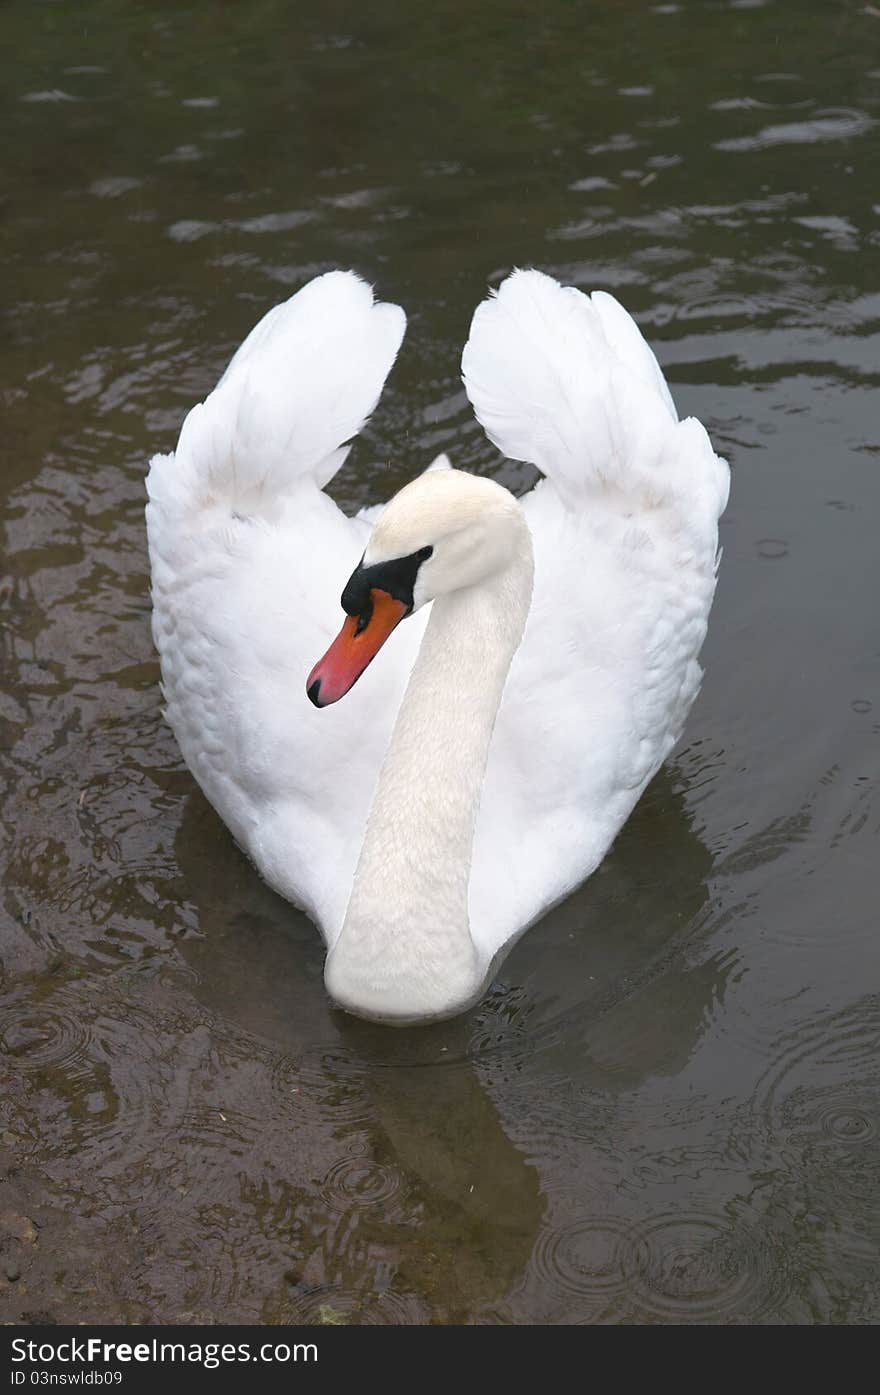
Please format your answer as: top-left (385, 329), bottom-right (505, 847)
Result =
top-left (146, 268), bottom-right (729, 1024)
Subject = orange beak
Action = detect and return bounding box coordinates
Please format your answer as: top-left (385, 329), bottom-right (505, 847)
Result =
top-left (307, 588), bottom-right (409, 707)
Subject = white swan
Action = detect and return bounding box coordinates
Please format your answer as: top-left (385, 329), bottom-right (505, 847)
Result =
top-left (146, 268), bottom-right (728, 1024)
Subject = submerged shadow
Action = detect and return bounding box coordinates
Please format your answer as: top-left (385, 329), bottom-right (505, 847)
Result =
top-left (471, 761), bottom-right (723, 1088)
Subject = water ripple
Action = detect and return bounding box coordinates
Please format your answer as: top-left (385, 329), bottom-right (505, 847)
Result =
top-left (716, 108), bottom-right (874, 152)
top-left (532, 1216), bottom-right (630, 1306)
top-left (320, 1157), bottom-right (404, 1214)
top-left (751, 999), bottom-right (880, 1167)
top-left (729, 1000), bottom-right (880, 1267)
top-left (620, 1209), bottom-right (783, 1322)
top-left (0, 989), bottom-right (94, 1075)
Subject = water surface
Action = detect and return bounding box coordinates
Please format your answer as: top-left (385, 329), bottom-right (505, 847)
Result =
top-left (1, 0), bottom-right (879, 1323)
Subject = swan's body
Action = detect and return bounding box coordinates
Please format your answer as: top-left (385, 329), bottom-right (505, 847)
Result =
top-left (146, 269), bottom-right (728, 1022)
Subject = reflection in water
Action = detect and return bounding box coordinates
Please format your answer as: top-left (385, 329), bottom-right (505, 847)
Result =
top-left (1, 0), bottom-right (879, 1325)
top-left (177, 792), bottom-right (544, 1320)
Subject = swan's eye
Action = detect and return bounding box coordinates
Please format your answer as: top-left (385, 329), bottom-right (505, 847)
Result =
top-left (417, 545), bottom-right (433, 561)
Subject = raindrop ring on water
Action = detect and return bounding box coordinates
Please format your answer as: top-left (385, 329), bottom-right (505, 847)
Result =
top-left (531, 1216), bottom-right (631, 1304)
top-left (320, 1156), bottom-right (403, 1213)
top-left (0, 997), bottom-right (93, 1073)
top-left (619, 1210), bottom-right (778, 1322)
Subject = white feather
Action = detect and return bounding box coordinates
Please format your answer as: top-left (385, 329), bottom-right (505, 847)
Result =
top-left (462, 268), bottom-right (728, 541)
top-left (149, 270), bottom-right (406, 516)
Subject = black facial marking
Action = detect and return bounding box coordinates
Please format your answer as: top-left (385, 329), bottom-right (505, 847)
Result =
top-left (341, 546), bottom-right (433, 621)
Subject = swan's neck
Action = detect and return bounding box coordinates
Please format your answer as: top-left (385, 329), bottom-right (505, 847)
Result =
top-left (324, 541), bottom-right (533, 1023)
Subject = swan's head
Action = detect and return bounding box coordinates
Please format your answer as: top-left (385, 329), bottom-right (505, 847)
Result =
top-left (307, 465), bottom-right (529, 707)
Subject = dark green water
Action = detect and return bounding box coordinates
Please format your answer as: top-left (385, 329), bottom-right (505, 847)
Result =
top-left (1, 0), bottom-right (879, 1323)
